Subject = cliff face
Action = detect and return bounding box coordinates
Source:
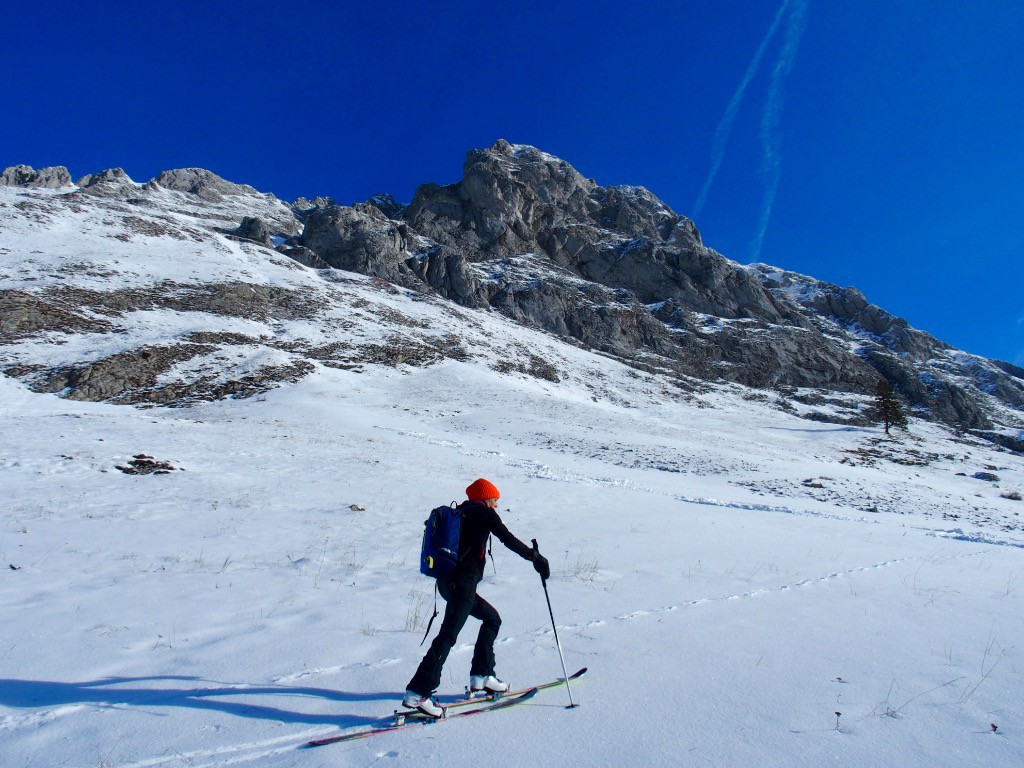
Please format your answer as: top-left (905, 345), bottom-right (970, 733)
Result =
top-left (2, 145), bottom-right (1022, 446)
top-left (288, 141), bottom-right (1022, 436)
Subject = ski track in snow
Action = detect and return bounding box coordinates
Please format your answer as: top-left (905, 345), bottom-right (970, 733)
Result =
top-left (88, 732), bottom-right (317, 768)
top-left (0, 704), bottom-right (89, 733)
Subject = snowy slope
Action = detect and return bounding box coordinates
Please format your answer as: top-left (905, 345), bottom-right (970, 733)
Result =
top-left (0, 184), bottom-right (610, 405)
top-left (2, 179), bottom-right (1024, 767)
top-left (2, 349), bottom-right (1023, 767)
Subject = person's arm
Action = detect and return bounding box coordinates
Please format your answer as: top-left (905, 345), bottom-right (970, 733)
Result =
top-left (486, 508), bottom-right (550, 578)
top-left (484, 507), bottom-right (534, 559)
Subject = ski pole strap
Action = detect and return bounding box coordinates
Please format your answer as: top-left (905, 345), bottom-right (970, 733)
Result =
top-left (420, 581), bottom-right (439, 646)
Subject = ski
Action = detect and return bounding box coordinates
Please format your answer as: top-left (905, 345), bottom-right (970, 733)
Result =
top-left (303, 687), bottom-right (538, 748)
top-left (394, 666), bottom-right (587, 718)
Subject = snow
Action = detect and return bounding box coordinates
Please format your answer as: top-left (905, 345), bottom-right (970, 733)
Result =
top-left (2, 185), bottom-right (1023, 767)
top-left (2, 352), bottom-right (1023, 767)
top-left (509, 144), bottom-right (562, 164)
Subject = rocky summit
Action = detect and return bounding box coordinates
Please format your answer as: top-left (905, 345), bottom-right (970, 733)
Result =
top-left (1, 141), bottom-right (1022, 450)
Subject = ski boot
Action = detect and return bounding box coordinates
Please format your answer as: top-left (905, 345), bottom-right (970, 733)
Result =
top-left (400, 690), bottom-right (445, 722)
top-left (468, 675), bottom-right (510, 699)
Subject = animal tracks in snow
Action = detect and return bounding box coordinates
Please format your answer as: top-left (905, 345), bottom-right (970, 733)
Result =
top-left (597, 551), bottom-right (993, 626)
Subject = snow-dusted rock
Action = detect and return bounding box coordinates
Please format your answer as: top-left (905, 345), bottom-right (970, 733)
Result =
top-left (0, 164), bottom-right (73, 188)
top-left (152, 168), bottom-right (262, 201)
top-left (75, 167), bottom-right (135, 188)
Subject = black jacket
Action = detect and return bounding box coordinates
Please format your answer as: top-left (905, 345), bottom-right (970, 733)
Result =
top-left (455, 500), bottom-right (534, 577)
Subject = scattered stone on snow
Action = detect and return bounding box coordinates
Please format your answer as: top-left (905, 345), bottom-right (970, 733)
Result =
top-left (115, 454), bottom-right (180, 475)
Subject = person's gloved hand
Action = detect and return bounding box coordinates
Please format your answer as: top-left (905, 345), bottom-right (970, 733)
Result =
top-left (533, 553), bottom-right (550, 580)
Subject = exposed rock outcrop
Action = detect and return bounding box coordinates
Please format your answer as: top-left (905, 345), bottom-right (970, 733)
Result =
top-left (152, 168), bottom-right (262, 201)
top-left (290, 140), bottom-right (1024, 435)
top-left (366, 193), bottom-right (406, 219)
top-left (299, 203), bottom-right (416, 285)
top-left (1, 164), bottom-right (73, 188)
top-left (76, 168), bottom-right (134, 188)
top-left (401, 141), bottom-right (797, 322)
top-left (228, 216), bottom-right (274, 246)
top-left (292, 196), bottom-right (336, 220)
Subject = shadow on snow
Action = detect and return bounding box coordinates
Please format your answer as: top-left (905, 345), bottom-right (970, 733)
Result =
top-left (0, 676), bottom-right (399, 728)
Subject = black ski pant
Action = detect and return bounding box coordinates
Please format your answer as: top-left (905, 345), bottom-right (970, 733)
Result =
top-left (407, 571), bottom-right (501, 695)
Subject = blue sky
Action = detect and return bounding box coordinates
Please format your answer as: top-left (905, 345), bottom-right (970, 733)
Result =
top-left (4, 1), bottom-right (1022, 364)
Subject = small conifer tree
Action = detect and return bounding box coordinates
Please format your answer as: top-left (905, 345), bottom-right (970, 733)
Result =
top-left (875, 378), bottom-right (908, 434)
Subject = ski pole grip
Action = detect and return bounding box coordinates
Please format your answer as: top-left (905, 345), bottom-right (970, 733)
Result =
top-left (531, 539), bottom-right (546, 583)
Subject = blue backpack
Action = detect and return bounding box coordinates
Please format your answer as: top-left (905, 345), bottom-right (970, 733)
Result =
top-left (419, 503), bottom-right (463, 578)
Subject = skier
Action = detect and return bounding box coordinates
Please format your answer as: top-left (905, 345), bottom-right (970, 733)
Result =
top-left (403, 478), bottom-right (550, 717)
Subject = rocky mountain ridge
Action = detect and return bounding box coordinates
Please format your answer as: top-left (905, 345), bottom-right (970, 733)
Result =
top-left (2, 141), bottom-right (1022, 450)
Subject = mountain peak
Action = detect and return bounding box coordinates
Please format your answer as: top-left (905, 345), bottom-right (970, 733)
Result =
top-left (151, 168), bottom-right (262, 202)
top-left (76, 168), bottom-right (134, 187)
top-left (487, 138), bottom-right (566, 163)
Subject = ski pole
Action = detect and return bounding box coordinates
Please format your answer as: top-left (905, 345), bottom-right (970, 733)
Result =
top-left (533, 539), bottom-right (578, 709)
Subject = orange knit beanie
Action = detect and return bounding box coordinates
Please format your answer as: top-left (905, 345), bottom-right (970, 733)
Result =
top-left (466, 478), bottom-right (500, 502)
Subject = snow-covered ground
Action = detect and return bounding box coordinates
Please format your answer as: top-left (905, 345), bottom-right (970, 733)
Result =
top-left (2, 349), bottom-right (1022, 767)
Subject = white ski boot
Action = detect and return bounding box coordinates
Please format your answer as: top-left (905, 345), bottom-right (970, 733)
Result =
top-left (469, 675), bottom-right (510, 698)
top-left (402, 690), bottom-right (444, 718)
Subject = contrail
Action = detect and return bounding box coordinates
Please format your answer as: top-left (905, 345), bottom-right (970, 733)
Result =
top-left (692, 0), bottom-right (792, 218)
top-left (749, 0), bottom-right (810, 263)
